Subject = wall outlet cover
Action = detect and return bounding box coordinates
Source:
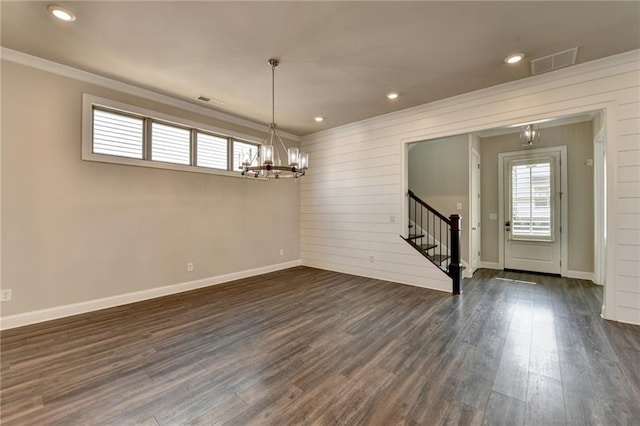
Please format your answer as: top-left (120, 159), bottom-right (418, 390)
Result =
top-left (1, 289), bottom-right (12, 302)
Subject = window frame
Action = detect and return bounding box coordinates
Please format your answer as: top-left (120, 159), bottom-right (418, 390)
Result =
top-left (82, 94), bottom-right (261, 177)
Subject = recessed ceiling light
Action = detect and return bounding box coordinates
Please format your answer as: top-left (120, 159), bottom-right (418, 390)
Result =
top-left (48, 4), bottom-right (76, 22)
top-left (505, 53), bottom-right (525, 64)
top-left (314, 117), bottom-right (324, 122)
top-left (386, 92), bottom-right (399, 100)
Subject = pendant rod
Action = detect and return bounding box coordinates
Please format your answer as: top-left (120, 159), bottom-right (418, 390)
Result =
top-left (268, 58), bottom-right (279, 126)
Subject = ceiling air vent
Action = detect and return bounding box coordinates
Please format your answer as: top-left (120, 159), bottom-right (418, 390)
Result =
top-left (531, 47), bottom-right (578, 75)
top-left (196, 95), bottom-right (224, 105)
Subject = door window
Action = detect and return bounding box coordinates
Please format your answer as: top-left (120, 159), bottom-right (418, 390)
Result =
top-left (509, 157), bottom-right (554, 241)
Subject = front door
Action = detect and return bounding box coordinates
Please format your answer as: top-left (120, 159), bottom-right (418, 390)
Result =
top-left (503, 150), bottom-right (562, 274)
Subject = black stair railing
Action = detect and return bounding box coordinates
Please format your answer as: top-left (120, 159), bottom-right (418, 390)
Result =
top-left (402, 190), bottom-right (462, 294)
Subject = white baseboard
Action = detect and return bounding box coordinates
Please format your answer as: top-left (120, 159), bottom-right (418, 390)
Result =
top-left (479, 261), bottom-right (501, 270)
top-left (462, 261), bottom-right (473, 278)
top-left (0, 260), bottom-right (302, 330)
top-left (566, 270), bottom-right (595, 282)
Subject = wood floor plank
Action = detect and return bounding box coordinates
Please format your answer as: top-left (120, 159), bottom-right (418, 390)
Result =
top-left (482, 391), bottom-right (526, 425)
top-left (524, 372), bottom-right (565, 426)
top-left (1, 266), bottom-right (639, 425)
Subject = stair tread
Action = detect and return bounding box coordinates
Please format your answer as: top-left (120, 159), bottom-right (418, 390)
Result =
top-left (420, 244), bottom-right (437, 250)
top-left (407, 233), bottom-right (425, 240)
top-left (427, 254), bottom-right (450, 263)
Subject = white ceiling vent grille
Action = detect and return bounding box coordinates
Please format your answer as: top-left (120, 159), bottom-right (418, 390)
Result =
top-left (531, 47), bottom-right (578, 75)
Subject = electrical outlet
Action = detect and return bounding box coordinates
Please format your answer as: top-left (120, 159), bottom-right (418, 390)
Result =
top-left (187, 262), bottom-right (194, 272)
top-left (1, 289), bottom-right (12, 302)
top-left (279, 249), bottom-right (284, 256)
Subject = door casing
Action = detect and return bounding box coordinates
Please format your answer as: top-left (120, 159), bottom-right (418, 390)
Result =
top-left (470, 148), bottom-right (481, 273)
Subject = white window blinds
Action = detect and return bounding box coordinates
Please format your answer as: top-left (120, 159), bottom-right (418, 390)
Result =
top-left (92, 109), bottom-right (144, 159)
top-left (511, 161), bottom-right (552, 238)
top-left (151, 122), bottom-right (191, 165)
top-left (196, 133), bottom-right (228, 170)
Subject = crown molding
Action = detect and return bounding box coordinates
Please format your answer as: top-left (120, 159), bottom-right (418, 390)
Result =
top-left (0, 47), bottom-right (301, 142)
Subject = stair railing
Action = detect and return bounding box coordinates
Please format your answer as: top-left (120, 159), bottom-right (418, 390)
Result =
top-left (403, 190), bottom-right (462, 294)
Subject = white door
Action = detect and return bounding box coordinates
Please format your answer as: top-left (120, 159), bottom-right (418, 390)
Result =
top-left (471, 151), bottom-right (481, 273)
top-left (504, 151), bottom-right (562, 274)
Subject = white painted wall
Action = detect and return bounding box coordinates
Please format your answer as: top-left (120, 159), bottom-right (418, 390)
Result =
top-left (301, 50), bottom-right (640, 325)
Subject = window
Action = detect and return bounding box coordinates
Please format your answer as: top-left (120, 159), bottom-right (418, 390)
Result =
top-left (233, 140), bottom-right (260, 172)
top-left (196, 132), bottom-right (227, 170)
top-left (511, 160), bottom-right (553, 239)
top-left (84, 94), bottom-right (263, 177)
top-left (92, 108), bottom-right (143, 159)
top-left (151, 122), bottom-right (191, 165)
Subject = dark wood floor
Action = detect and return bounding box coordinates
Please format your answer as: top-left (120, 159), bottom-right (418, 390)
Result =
top-left (1, 267), bottom-right (639, 425)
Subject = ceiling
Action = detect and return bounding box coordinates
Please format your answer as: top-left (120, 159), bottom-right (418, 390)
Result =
top-left (2, 2), bottom-right (639, 136)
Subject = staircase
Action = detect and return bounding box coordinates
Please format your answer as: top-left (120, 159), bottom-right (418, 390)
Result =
top-left (401, 190), bottom-right (463, 294)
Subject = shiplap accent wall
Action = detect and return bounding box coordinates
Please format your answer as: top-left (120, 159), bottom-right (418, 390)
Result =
top-left (301, 50), bottom-right (640, 324)
top-left (299, 122), bottom-right (452, 292)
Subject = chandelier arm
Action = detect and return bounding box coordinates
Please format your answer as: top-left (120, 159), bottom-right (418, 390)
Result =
top-left (274, 128), bottom-right (289, 159)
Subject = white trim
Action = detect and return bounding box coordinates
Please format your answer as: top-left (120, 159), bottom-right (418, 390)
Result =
top-left (479, 261), bottom-right (501, 270)
top-left (0, 260), bottom-right (302, 330)
top-left (498, 146), bottom-right (568, 276)
top-left (593, 122), bottom-right (606, 286)
top-left (462, 260), bottom-right (473, 278)
top-left (604, 103), bottom-right (619, 321)
top-left (470, 145), bottom-right (481, 273)
top-left (1, 47), bottom-right (301, 142)
top-left (566, 270), bottom-right (596, 282)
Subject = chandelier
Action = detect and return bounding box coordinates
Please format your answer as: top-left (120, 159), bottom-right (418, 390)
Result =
top-left (520, 123), bottom-right (540, 146)
top-left (241, 58), bottom-right (309, 179)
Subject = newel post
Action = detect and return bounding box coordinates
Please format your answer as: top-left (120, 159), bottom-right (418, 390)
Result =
top-left (449, 214), bottom-right (462, 295)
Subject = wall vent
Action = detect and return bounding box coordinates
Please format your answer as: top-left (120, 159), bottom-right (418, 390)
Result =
top-left (197, 95), bottom-right (211, 102)
top-left (531, 47), bottom-right (578, 75)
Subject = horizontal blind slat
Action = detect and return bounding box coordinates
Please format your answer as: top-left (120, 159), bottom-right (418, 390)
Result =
top-left (511, 162), bottom-right (552, 237)
top-left (151, 122), bottom-right (191, 165)
top-left (197, 133), bottom-right (227, 170)
top-left (93, 109), bottom-right (143, 159)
